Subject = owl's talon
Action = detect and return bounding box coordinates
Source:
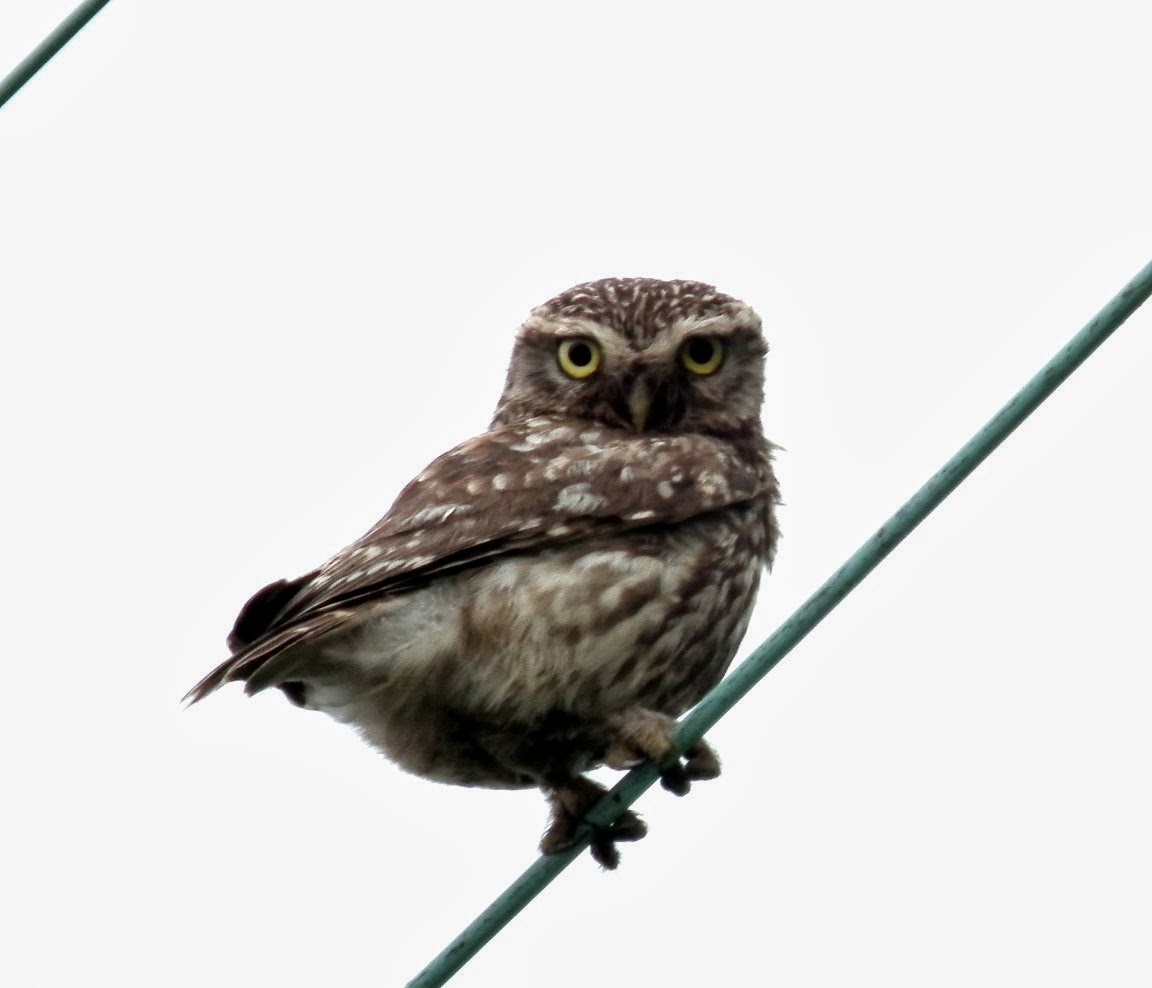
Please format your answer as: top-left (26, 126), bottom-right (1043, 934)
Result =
top-left (589, 837), bottom-right (620, 870)
top-left (606, 812), bottom-right (648, 843)
top-left (683, 739), bottom-right (721, 781)
top-left (607, 707), bottom-right (722, 796)
top-left (659, 762), bottom-right (692, 797)
top-left (589, 813), bottom-right (648, 869)
top-left (540, 776), bottom-right (647, 869)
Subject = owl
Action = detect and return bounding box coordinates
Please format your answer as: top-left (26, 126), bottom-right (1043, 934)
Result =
top-left (185, 277), bottom-right (780, 868)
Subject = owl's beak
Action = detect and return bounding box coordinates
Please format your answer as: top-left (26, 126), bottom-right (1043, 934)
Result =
top-left (628, 381), bottom-right (652, 432)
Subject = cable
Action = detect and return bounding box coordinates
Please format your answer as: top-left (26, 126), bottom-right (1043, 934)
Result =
top-left (0, 0), bottom-right (113, 110)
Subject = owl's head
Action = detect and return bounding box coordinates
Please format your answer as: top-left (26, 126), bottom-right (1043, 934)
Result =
top-left (492, 278), bottom-right (767, 438)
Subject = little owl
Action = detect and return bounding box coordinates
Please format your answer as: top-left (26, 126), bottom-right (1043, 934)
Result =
top-left (185, 277), bottom-right (780, 868)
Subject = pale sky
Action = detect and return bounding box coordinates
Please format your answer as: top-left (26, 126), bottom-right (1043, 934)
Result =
top-left (3, 3), bottom-right (1150, 986)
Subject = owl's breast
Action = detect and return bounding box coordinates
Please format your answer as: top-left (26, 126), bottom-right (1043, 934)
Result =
top-left (448, 501), bottom-right (770, 721)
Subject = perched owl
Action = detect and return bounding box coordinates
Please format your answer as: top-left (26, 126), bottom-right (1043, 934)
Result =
top-left (186, 277), bottom-right (780, 868)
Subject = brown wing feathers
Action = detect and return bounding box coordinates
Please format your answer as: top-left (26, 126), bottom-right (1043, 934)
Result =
top-left (226, 574), bottom-right (316, 652)
top-left (184, 417), bottom-right (775, 706)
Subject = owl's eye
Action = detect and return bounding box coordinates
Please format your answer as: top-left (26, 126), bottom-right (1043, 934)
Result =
top-left (681, 337), bottom-right (725, 375)
top-left (557, 338), bottom-right (602, 379)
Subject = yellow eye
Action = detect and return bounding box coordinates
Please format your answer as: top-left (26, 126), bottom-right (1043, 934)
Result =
top-left (681, 337), bottom-right (725, 375)
top-left (557, 338), bottom-right (602, 379)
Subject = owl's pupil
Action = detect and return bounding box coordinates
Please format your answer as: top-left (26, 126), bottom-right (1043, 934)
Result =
top-left (688, 339), bottom-right (715, 364)
top-left (568, 342), bottom-right (593, 367)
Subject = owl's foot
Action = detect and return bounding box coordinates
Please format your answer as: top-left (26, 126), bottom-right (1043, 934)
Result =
top-left (603, 707), bottom-right (722, 797)
top-left (540, 776), bottom-right (647, 870)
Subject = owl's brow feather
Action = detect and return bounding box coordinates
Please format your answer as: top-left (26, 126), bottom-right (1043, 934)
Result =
top-left (529, 276), bottom-right (750, 341)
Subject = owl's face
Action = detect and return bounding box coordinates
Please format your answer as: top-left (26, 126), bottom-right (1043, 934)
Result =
top-left (492, 278), bottom-right (768, 439)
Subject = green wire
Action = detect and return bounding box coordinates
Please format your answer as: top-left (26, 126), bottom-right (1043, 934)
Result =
top-left (408, 257), bottom-right (1152, 988)
top-left (0, 0), bottom-right (113, 110)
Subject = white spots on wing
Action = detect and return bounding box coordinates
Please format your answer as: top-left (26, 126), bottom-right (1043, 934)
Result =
top-left (405, 504), bottom-right (464, 526)
top-left (548, 447), bottom-right (607, 487)
top-left (323, 533), bottom-right (443, 589)
top-left (492, 473), bottom-right (510, 491)
top-left (466, 478), bottom-right (486, 496)
top-left (507, 422), bottom-right (578, 453)
top-left (547, 524), bottom-right (572, 538)
top-left (579, 429), bottom-right (603, 443)
top-left (629, 509), bottom-right (657, 521)
top-left (351, 548), bottom-right (436, 580)
top-left (554, 483), bottom-right (608, 514)
top-left (657, 481), bottom-right (675, 499)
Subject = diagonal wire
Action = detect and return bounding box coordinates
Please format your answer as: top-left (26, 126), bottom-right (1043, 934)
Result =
top-left (0, 0), bottom-right (112, 110)
top-left (408, 257), bottom-right (1152, 988)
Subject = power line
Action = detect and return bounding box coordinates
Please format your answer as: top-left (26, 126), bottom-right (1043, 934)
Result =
top-left (0, 0), bottom-right (112, 110)
top-left (407, 257), bottom-right (1152, 987)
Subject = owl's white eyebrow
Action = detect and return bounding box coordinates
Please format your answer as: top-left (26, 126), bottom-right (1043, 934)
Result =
top-left (534, 316), bottom-right (606, 338)
top-left (672, 314), bottom-right (733, 335)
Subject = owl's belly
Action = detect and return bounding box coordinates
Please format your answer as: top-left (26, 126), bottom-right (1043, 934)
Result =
top-left (304, 507), bottom-right (766, 787)
top-left (454, 514), bottom-right (763, 719)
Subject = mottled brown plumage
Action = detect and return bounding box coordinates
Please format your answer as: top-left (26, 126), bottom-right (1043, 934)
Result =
top-left (186, 277), bottom-right (780, 868)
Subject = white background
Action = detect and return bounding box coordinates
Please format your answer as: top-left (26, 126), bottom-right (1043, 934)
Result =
top-left (2, 2), bottom-right (1150, 985)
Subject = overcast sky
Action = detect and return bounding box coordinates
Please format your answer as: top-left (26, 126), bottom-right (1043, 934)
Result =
top-left (3, 2), bottom-right (1150, 986)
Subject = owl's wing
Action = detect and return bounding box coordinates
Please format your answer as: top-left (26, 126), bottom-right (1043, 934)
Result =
top-left (184, 416), bottom-right (777, 703)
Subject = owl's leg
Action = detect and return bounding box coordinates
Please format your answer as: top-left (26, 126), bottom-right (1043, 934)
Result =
top-left (603, 707), bottom-right (722, 797)
top-left (539, 775), bottom-right (647, 870)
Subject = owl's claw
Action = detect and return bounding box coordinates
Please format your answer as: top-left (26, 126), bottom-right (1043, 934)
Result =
top-left (654, 738), bottom-right (722, 795)
top-left (681, 738), bottom-right (722, 783)
top-left (540, 776), bottom-right (647, 870)
top-left (603, 707), bottom-right (722, 797)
